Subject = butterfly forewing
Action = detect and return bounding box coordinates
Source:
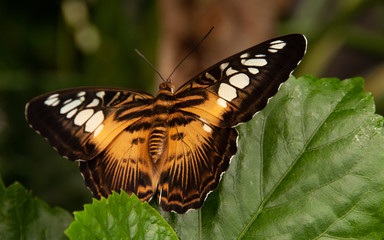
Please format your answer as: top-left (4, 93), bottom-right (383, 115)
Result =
top-left (26, 87), bottom-right (153, 160)
top-left (26, 34), bottom-right (307, 213)
top-left (175, 34), bottom-right (307, 126)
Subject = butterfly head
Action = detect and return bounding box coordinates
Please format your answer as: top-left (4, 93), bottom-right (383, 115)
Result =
top-left (159, 81), bottom-right (175, 94)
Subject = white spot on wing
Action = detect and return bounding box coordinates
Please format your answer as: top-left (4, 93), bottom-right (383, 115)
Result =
top-left (74, 109), bottom-right (94, 126)
top-left (268, 49), bottom-right (278, 53)
top-left (268, 40), bottom-right (286, 53)
top-left (219, 62), bottom-right (229, 72)
top-left (63, 99), bottom-right (72, 104)
top-left (205, 72), bottom-right (216, 81)
top-left (203, 124), bottom-right (212, 133)
top-left (66, 108), bottom-right (77, 119)
top-left (271, 42), bottom-right (286, 49)
top-left (248, 67), bottom-right (259, 74)
top-left (44, 96), bottom-right (60, 106)
top-left (270, 40), bottom-right (284, 45)
top-left (217, 98), bottom-right (227, 108)
top-left (94, 124), bottom-right (104, 137)
top-left (51, 99), bottom-right (60, 106)
top-left (226, 67), bottom-right (239, 76)
top-left (240, 53), bottom-right (249, 58)
top-left (229, 73), bottom-right (250, 89)
top-left (85, 110), bottom-right (104, 132)
top-left (60, 99), bottom-right (82, 114)
top-left (241, 58), bottom-right (267, 67)
top-left (218, 83), bottom-right (237, 101)
top-left (255, 54), bottom-right (266, 57)
top-left (86, 98), bottom-right (100, 108)
top-left (44, 98), bottom-right (55, 106)
top-left (77, 91), bottom-right (86, 97)
top-left (96, 91), bottom-right (105, 100)
top-left (47, 93), bottom-right (59, 99)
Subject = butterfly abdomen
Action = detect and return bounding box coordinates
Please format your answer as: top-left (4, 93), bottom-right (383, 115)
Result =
top-left (148, 125), bottom-right (168, 163)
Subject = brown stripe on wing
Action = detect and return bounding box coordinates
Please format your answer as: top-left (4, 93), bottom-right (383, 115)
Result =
top-left (84, 104), bottom-right (152, 157)
top-left (157, 112), bottom-right (238, 213)
top-left (173, 89), bottom-right (239, 128)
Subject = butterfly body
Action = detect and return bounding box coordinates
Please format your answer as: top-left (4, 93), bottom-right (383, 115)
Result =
top-left (26, 34), bottom-right (307, 213)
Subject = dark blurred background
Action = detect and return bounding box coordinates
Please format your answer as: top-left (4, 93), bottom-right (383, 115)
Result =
top-left (0, 0), bottom-right (383, 212)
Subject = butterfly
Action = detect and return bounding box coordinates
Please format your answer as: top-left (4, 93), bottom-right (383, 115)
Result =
top-left (26, 34), bottom-right (307, 213)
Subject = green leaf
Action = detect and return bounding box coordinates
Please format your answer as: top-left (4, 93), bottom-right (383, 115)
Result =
top-left (164, 75), bottom-right (384, 239)
top-left (66, 191), bottom-right (178, 240)
top-left (0, 178), bottom-right (73, 240)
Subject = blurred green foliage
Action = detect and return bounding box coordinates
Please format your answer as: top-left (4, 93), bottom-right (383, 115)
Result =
top-left (0, 0), bottom-right (383, 213)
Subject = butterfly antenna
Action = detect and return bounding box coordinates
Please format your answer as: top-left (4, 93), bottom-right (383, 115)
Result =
top-left (166, 27), bottom-right (214, 82)
top-left (134, 49), bottom-right (167, 82)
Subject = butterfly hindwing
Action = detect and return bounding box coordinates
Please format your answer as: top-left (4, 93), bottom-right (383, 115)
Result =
top-left (157, 111), bottom-right (238, 213)
top-left (79, 117), bottom-right (157, 202)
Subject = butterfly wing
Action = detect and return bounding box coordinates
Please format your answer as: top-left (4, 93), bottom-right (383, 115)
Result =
top-left (175, 34), bottom-right (307, 127)
top-left (79, 117), bottom-right (157, 202)
top-left (156, 34), bottom-right (307, 212)
top-left (26, 87), bottom-right (158, 200)
top-left (26, 87), bottom-right (154, 160)
top-left (157, 111), bottom-right (237, 213)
